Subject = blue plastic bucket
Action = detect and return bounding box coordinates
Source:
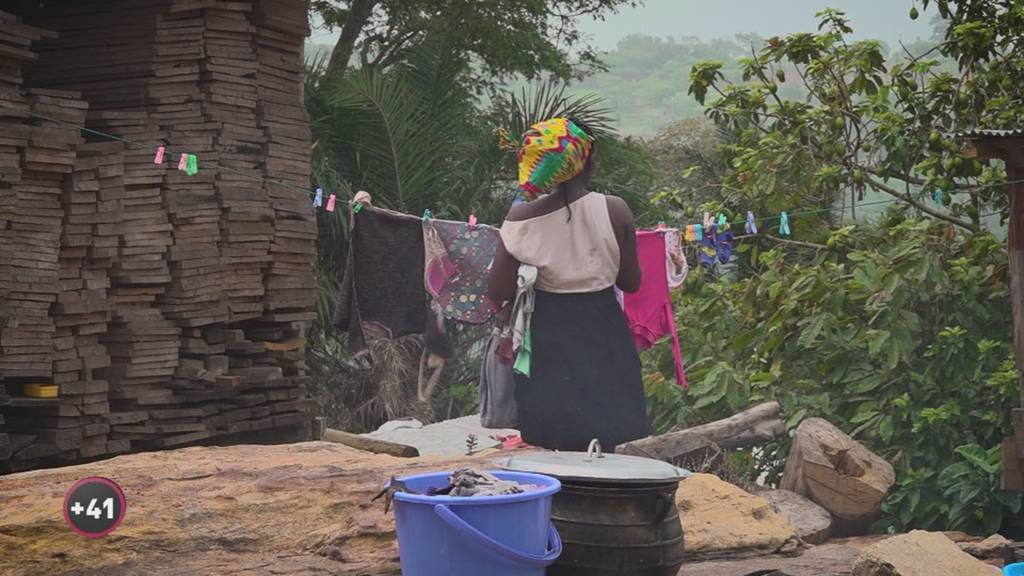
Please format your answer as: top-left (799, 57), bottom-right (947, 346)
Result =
top-left (391, 470), bottom-right (562, 576)
top-left (1005, 563), bottom-right (1024, 575)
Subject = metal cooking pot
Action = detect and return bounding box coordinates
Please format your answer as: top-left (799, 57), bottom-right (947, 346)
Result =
top-left (496, 439), bottom-right (689, 576)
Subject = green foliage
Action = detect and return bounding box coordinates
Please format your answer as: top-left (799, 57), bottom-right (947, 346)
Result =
top-left (312, 0), bottom-right (639, 81)
top-left (934, 444), bottom-right (1022, 535)
top-left (686, 7), bottom-right (1022, 234)
top-left (645, 215), bottom-right (1019, 531)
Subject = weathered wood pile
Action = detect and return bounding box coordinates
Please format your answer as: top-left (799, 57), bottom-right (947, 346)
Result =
top-left (0, 0), bottom-right (316, 473)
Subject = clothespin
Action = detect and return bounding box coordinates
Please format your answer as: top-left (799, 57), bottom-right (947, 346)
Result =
top-left (779, 212), bottom-right (791, 236)
top-left (154, 146), bottom-right (165, 165)
top-left (353, 201), bottom-right (364, 214)
top-left (717, 213), bottom-right (728, 229)
top-left (185, 154), bottom-right (198, 176)
top-left (694, 224), bottom-right (703, 242)
top-left (745, 211), bottom-right (758, 234)
top-left (703, 211), bottom-right (713, 229)
top-left (326, 194), bottom-right (337, 212)
top-left (422, 208), bottom-right (432, 221)
top-left (468, 214), bottom-right (478, 230)
top-left (313, 188), bottom-right (323, 208)
top-left (934, 190), bottom-right (943, 206)
top-left (177, 154), bottom-right (188, 171)
top-left (656, 221), bottom-right (666, 231)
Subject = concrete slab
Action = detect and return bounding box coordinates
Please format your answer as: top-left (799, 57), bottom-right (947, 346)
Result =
top-left (362, 415), bottom-right (518, 457)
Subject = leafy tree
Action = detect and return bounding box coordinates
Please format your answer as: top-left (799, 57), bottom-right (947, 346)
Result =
top-left (312, 0), bottom-right (639, 80)
top-left (687, 5), bottom-right (1022, 238)
top-left (644, 215), bottom-right (1021, 533)
top-left (648, 3), bottom-right (1024, 534)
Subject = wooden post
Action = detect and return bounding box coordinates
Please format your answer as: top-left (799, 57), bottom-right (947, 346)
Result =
top-left (965, 135), bottom-right (1024, 490)
top-left (1006, 163), bottom-right (1024, 490)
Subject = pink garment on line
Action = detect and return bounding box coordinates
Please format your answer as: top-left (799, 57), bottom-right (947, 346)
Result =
top-left (621, 231), bottom-right (688, 388)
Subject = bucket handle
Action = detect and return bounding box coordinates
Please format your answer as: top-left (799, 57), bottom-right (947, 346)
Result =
top-left (433, 504), bottom-right (562, 567)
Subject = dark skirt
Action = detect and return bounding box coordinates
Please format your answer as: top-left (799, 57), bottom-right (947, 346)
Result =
top-left (515, 287), bottom-right (652, 452)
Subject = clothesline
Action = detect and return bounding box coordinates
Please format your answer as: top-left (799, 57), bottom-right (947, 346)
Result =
top-left (0, 103), bottom-right (313, 197)
top-left (5, 102), bottom-right (1018, 233)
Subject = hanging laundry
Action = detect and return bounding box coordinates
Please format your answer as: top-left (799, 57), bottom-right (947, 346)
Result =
top-left (423, 219), bottom-right (500, 324)
top-left (621, 231), bottom-right (688, 388)
top-left (699, 223), bottom-right (718, 268)
top-left (684, 225), bottom-right (696, 242)
top-left (335, 205), bottom-right (438, 353)
top-left (511, 265), bottom-right (538, 377)
top-left (694, 224), bottom-right (703, 242)
top-left (664, 228), bottom-right (688, 289)
top-left (715, 224), bottom-right (734, 264)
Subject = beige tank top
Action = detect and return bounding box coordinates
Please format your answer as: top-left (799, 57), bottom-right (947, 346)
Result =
top-left (499, 193), bottom-right (620, 293)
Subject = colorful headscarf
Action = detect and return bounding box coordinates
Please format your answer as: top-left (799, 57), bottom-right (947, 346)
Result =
top-left (517, 118), bottom-right (594, 200)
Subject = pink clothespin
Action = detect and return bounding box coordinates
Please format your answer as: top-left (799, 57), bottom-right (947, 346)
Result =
top-left (326, 194), bottom-right (337, 212)
top-left (154, 146), bottom-right (165, 165)
top-left (468, 214), bottom-right (478, 230)
top-left (177, 154), bottom-right (188, 171)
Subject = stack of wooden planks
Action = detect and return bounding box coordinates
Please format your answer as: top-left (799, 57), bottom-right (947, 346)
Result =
top-left (0, 1), bottom-right (316, 473)
top-left (257, 0), bottom-right (317, 323)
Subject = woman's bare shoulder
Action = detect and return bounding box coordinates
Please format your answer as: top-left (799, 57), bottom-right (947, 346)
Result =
top-left (604, 194), bottom-right (634, 227)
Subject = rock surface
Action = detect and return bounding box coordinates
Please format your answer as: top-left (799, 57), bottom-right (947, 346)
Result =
top-left (763, 489), bottom-right (833, 544)
top-left (0, 443), bottom-right (816, 575)
top-left (852, 530), bottom-right (1002, 576)
top-left (0, 442), bottom-right (479, 576)
top-left (679, 542), bottom-right (860, 576)
top-left (677, 473), bottom-right (801, 560)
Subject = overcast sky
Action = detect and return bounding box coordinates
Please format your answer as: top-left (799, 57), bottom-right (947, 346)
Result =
top-left (309, 0), bottom-right (935, 49)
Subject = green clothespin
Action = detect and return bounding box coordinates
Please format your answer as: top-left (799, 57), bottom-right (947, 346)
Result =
top-left (353, 200), bottom-right (364, 214)
top-left (717, 213), bottom-right (728, 229)
top-left (422, 208), bottom-right (432, 221)
top-left (184, 154), bottom-right (198, 176)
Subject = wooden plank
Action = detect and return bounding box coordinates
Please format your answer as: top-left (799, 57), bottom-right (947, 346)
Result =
top-left (322, 428), bottom-right (419, 458)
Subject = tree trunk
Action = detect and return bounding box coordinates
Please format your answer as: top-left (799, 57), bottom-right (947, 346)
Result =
top-left (780, 418), bottom-right (895, 536)
top-left (327, 0), bottom-right (379, 75)
top-left (616, 401), bottom-right (785, 462)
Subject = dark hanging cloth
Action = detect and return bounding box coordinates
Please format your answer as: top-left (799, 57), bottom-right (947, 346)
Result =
top-left (335, 206), bottom-right (433, 352)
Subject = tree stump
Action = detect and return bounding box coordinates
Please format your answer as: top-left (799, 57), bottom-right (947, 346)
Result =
top-left (780, 418), bottom-right (895, 536)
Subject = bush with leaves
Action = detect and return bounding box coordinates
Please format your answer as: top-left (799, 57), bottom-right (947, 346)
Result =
top-left (643, 213), bottom-right (1021, 534)
top-left (687, 5), bottom-right (1021, 237)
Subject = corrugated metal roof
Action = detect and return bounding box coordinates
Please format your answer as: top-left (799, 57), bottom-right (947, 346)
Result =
top-left (959, 128), bottom-right (1024, 138)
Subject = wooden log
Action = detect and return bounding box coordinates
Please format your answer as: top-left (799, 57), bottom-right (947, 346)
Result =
top-left (322, 428), bottom-right (419, 458)
top-left (780, 418), bottom-right (895, 536)
top-left (616, 401), bottom-right (785, 462)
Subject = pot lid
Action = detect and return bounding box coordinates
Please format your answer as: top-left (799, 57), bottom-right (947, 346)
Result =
top-left (495, 439), bottom-right (690, 484)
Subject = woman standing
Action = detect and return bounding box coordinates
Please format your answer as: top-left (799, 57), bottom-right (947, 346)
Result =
top-left (487, 118), bottom-right (652, 452)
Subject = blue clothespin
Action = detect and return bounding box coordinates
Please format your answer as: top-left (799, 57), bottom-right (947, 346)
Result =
top-left (694, 224), bottom-right (703, 242)
top-left (934, 190), bottom-right (943, 206)
top-left (422, 208), bottom-right (432, 221)
top-left (779, 212), bottom-right (791, 236)
top-left (745, 211), bottom-right (757, 234)
top-left (313, 187), bottom-right (323, 208)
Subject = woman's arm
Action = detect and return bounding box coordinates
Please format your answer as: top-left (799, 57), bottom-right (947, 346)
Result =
top-left (487, 238), bottom-right (520, 306)
top-left (607, 196), bottom-right (642, 293)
